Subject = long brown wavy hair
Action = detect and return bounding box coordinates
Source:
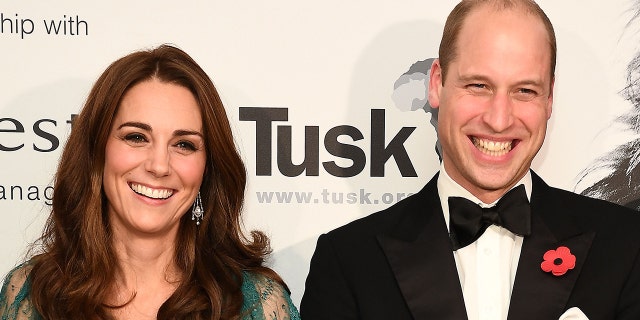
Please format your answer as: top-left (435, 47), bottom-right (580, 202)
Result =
top-left (28, 44), bottom-right (282, 319)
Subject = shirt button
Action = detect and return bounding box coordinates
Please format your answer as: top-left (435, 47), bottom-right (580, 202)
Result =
top-left (483, 248), bottom-right (492, 255)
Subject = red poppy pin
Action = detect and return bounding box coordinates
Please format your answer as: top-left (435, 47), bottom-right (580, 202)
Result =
top-left (540, 246), bottom-right (576, 276)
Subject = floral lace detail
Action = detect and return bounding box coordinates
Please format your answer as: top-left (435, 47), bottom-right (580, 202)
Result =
top-left (0, 263), bottom-right (39, 320)
top-left (240, 272), bottom-right (300, 320)
top-left (0, 265), bottom-right (298, 320)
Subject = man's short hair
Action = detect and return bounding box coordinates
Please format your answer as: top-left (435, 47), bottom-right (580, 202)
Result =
top-left (438, 0), bottom-right (557, 84)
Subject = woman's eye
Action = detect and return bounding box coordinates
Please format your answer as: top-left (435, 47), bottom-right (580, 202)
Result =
top-left (124, 133), bottom-right (147, 143)
top-left (176, 141), bottom-right (197, 151)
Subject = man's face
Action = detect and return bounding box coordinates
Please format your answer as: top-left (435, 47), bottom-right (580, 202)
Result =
top-left (428, 6), bottom-right (554, 203)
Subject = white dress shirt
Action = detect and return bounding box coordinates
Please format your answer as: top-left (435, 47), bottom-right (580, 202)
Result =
top-left (437, 164), bottom-right (532, 320)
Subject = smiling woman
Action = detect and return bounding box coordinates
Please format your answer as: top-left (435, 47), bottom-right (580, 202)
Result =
top-left (0, 45), bottom-right (300, 320)
top-left (103, 80), bottom-right (207, 237)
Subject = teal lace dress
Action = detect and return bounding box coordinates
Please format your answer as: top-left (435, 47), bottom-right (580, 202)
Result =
top-left (0, 264), bottom-right (300, 320)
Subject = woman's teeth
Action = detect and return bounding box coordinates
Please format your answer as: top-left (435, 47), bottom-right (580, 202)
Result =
top-left (130, 183), bottom-right (173, 199)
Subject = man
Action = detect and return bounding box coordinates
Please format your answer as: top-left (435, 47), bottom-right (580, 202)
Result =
top-left (300, 1), bottom-right (640, 319)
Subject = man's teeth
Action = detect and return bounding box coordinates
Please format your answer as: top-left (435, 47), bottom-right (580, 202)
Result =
top-left (130, 183), bottom-right (173, 199)
top-left (473, 137), bottom-right (512, 156)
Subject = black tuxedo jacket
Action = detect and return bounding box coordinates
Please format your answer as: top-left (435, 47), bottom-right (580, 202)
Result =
top-left (300, 172), bottom-right (640, 319)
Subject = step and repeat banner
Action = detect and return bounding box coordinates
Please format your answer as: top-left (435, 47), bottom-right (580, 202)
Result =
top-left (2, 0), bottom-right (640, 305)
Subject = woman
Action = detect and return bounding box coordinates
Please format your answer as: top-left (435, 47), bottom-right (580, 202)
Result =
top-left (0, 45), bottom-right (300, 319)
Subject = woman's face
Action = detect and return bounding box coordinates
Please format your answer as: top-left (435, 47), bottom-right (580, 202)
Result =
top-left (103, 79), bottom-right (206, 237)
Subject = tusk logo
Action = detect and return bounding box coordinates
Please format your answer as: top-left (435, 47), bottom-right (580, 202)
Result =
top-left (239, 107), bottom-right (417, 178)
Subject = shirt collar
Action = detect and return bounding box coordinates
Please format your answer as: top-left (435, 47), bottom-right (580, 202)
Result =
top-left (437, 162), bottom-right (532, 231)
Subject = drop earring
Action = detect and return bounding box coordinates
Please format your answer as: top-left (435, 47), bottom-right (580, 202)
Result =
top-left (192, 192), bottom-right (203, 225)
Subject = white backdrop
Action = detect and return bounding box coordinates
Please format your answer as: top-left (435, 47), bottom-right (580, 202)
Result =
top-left (1, 0), bottom-right (638, 306)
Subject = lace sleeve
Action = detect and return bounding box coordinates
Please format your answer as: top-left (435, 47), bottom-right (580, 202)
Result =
top-left (0, 263), bottom-right (39, 320)
top-left (240, 272), bottom-right (301, 320)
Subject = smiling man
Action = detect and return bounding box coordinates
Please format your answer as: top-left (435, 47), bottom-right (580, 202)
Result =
top-left (301, 1), bottom-right (640, 319)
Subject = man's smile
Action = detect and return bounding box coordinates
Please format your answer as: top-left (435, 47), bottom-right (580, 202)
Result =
top-left (471, 137), bottom-right (514, 157)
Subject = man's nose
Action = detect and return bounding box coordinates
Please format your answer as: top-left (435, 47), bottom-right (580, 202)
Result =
top-left (482, 93), bottom-right (514, 132)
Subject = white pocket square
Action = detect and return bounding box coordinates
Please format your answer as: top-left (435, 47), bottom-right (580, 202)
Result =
top-left (558, 307), bottom-right (589, 320)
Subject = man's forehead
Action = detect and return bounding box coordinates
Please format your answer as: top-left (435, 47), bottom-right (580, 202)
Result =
top-left (447, 6), bottom-right (553, 86)
top-left (457, 6), bottom-right (552, 58)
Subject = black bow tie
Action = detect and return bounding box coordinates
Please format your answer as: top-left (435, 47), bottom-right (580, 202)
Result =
top-left (448, 185), bottom-right (531, 251)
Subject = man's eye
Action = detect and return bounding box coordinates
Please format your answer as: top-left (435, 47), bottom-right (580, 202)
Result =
top-left (518, 88), bottom-right (536, 95)
top-left (469, 83), bottom-right (486, 89)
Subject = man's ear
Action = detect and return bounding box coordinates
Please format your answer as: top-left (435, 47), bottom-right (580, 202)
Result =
top-left (546, 77), bottom-right (554, 119)
top-left (428, 59), bottom-right (443, 109)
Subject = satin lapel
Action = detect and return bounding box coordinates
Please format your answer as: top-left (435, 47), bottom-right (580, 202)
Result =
top-left (507, 173), bottom-right (595, 320)
top-left (377, 176), bottom-right (468, 320)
